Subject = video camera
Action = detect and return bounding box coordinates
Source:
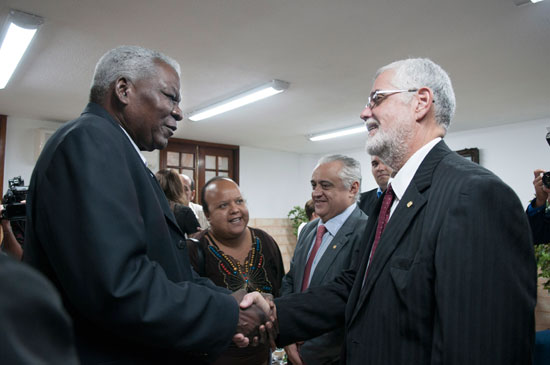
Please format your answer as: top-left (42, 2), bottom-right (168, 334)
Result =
top-left (2, 176), bottom-right (28, 221)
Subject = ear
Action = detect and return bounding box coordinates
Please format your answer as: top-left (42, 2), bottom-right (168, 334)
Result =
top-left (114, 77), bottom-right (131, 105)
top-left (414, 87), bottom-right (433, 122)
top-left (350, 180), bottom-right (360, 197)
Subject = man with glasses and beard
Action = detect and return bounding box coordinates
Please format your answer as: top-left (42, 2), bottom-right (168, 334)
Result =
top-left (274, 58), bottom-right (536, 364)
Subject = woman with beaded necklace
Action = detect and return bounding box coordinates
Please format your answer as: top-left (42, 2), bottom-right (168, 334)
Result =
top-left (187, 176), bottom-right (284, 365)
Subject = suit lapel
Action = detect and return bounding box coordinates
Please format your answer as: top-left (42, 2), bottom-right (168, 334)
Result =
top-left (295, 221), bottom-right (319, 290)
top-left (348, 140), bottom-right (453, 325)
top-left (310, 208), bottom-right (360, 286)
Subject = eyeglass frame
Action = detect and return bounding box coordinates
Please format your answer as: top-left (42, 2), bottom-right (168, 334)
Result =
top-left (365, 89), bottom-right (418, 110)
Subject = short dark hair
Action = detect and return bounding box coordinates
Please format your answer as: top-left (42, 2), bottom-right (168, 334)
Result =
top-left (304, 199), bottom-right (315, 221)
top-left (201, 176), bottom-right (233, 214)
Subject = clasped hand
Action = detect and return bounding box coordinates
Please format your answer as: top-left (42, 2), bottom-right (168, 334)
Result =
top-left (231, 289), bottom-right (278, 349)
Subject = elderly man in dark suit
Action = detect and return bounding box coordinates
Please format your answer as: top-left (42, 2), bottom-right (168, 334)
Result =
top-left (281, 154), bottom-right (367, 365)
top-left (23, 45), bottom-right (273, 364)
top-left (275, 58), bottom-right (536, 364)
top-left (358, 155), bottom-right (392, 217)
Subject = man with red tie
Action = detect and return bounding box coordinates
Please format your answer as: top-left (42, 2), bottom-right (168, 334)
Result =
top-left (280, 154), bottom-right (368, 365)
top-left (275, 58), bottom-right (536, 364)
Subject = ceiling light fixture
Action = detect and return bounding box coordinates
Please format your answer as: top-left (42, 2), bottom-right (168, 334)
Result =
top-left (308, 124), bottom-right (367, 142)
top-left (0, 9), bottom-right (44, 89)
top-left (513, 0), bottom-right (544, 5)
top-left (187, 79), bottom-right (289, 121)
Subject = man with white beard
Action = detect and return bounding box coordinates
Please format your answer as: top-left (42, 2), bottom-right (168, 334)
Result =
top-left (274, 58), bottom-right (536, 364)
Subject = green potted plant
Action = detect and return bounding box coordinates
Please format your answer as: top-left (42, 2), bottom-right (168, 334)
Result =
top-left (535, 243), bottom-right (550, 293)
top-left (287, 205), bottom-right (308, 237)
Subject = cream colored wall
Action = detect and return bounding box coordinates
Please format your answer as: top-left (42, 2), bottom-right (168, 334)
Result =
top-left (248, 218), bottom-right (296, 273)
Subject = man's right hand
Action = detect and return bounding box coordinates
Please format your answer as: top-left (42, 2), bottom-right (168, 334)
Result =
top-left (284, 343), bottom-right (304, 365)
top-left (533, 169), bottom-right (550, 208)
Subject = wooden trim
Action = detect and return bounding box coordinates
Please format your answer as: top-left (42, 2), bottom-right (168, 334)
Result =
top-left (0, 115), bottom-right (6, 195)
top-left (167, 138), bottom-right (239, 150)
top-left (455, 148), bottom-right (480, 164)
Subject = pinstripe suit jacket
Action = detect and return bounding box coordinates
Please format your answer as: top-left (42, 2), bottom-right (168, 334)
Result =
top-left (276, 140), bottom-right (537, 364)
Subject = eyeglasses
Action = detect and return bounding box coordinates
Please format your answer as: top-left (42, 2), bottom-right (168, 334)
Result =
top-left (365, 89), bottom-right (418, 110)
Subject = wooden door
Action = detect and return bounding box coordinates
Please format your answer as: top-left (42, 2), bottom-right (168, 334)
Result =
top-left (159, 138), bottom-right (239, 204)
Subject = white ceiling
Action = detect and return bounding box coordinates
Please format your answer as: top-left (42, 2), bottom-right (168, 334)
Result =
top-left (0, 0), bottom-right (549, 154)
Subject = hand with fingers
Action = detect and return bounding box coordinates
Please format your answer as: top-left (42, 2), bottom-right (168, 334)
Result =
top-left (533, 169), bottom-right (550, 208)
top-left (231, 290), bottom-right (279, 349)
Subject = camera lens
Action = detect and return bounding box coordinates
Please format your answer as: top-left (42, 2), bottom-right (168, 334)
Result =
top-left (543, 171), bottom-right (550, 189)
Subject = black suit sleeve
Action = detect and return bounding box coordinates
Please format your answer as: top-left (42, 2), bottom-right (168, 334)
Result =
top-left (275, 263), bottom-right (357, 346)
top-left (0, 255), bottom-right (79, 364)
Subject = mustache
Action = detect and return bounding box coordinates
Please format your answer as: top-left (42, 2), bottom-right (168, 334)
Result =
top-left (365, 118), bottom-right (379, 132)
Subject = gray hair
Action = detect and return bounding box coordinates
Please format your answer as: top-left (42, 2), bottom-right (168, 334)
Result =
top-left (376, 58), bottom-right (456, 131)
top-left (316, 154), bottom-right (362, 200)
top-left (89, 45), bottom-right (181, 104)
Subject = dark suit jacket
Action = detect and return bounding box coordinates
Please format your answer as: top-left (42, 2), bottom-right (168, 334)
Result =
top-left (24, 103), bottom-right (238, 364)
top-left (276, 141), bottom-right (537, 364)
top-left (358, 188), bottom-right (379, 217)
top-left (280, 206), bottom-right (367, 364)
top-left (526, 198), bottom-right (550, 245)
top-left (0, 254), bottom-right (79, 364)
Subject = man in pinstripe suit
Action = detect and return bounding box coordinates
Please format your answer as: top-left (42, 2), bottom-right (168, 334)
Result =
top-left (275, 58), bottom-right (536, 364)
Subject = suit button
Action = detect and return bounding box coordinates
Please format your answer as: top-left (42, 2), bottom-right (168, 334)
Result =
top-left (177, 240), bottom-right (186, 249)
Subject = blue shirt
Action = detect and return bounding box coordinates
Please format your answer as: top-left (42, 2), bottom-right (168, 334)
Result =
top-left (527, 199), bottom-right (546, 216)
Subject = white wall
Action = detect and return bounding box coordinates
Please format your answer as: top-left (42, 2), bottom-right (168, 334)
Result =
top-left (444, 118), bottom-right (549, 207)
top-left (240, 146), bottom-right (318, 218)
top-left (4, 116), bottom-right (549, 216)
top-left (3, 117), bottom-right (62, 190)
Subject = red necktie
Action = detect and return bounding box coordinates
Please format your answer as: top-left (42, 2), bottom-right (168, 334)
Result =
top-left (301, 224), bottom-right (327, 292)
top-left (365, 184), bottom-right (395, 278)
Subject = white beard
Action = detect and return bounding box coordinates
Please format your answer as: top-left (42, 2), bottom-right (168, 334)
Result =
top-left (365, 118), bottom-right (413, 170)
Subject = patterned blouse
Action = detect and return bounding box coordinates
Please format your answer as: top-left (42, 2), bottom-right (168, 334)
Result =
top-left (187, 227), bottom-right (285, 365)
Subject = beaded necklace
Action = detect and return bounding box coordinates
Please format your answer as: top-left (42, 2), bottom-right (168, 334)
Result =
top-left (205, 228), bottom-right (272, 293)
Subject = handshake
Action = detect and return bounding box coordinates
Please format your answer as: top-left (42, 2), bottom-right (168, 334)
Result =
top-left (230, 289), bottom-right (278, 349)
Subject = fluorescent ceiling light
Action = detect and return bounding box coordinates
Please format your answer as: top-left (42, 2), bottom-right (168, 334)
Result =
top-left (187, 79), bottom-right (289, 121)
top-left (0, 10), bottom-right (44, 89)
top-left (513, 0), bottom-right (544, 5)
top-left (308, 124), bottom-right (367, 141)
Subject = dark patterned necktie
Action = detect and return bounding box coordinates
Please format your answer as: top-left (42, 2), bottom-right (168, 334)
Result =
top-left (301, 224), bottom-right (327, 291)
top-left (364, 184), bottom-right (394, 279)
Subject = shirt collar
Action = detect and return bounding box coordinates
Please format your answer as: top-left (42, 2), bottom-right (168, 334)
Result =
top-left (319, 202), bottom-right (357, 236)
top-left (118, 125), bottom-right (147, 166)
top-left (376, 187), bottom-right (383, 198)
top-left (388, 137), bottom-right (441, 201)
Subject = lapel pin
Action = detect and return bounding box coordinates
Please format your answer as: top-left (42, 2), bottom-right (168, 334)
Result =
top-left (407, 201), bottom-right (413, 208)
top-left (333, 245), bottom-right (337, 249)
